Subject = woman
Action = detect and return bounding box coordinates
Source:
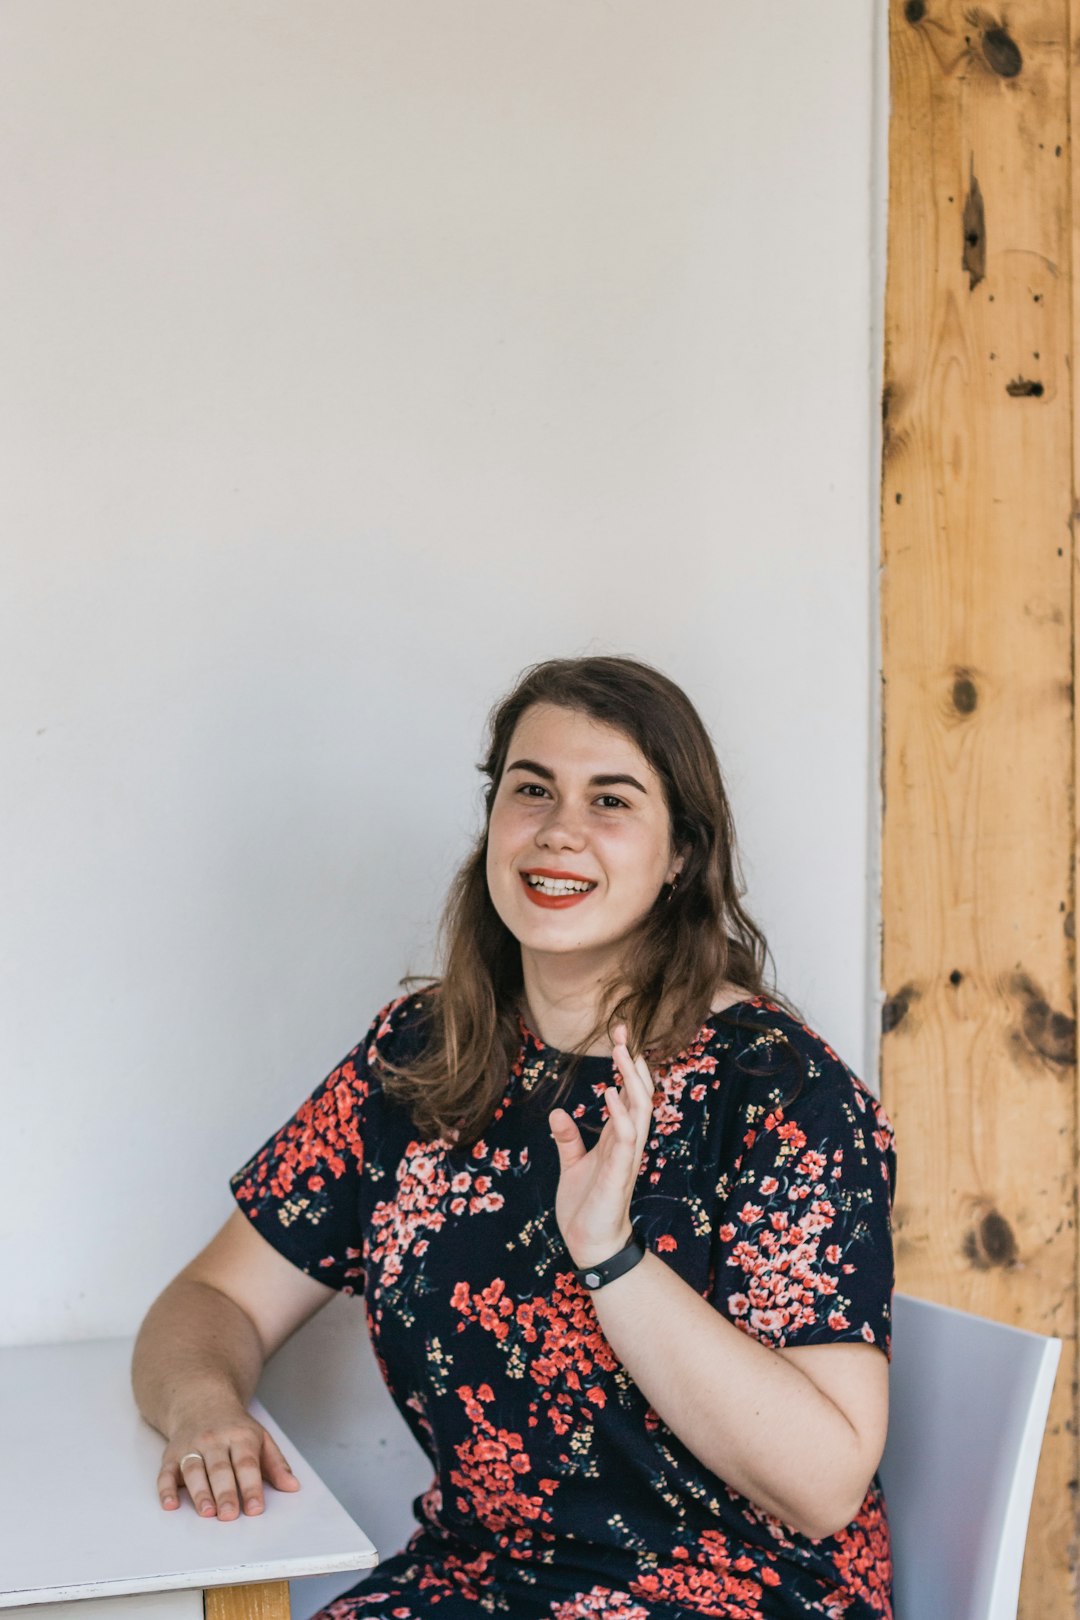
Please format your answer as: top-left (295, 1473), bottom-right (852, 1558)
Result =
top-left (133, 655), bottom-right (895, 1619)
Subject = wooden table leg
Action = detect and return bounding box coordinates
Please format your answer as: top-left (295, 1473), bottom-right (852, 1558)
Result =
top-left (205, 1582), bottom-right (290, 1620)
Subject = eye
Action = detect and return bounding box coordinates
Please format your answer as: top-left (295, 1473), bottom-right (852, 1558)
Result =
top-left (513, 783), bottom-right (628, 810)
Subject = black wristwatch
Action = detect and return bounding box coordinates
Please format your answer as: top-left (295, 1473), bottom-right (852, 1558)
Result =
top-left (572, 1229), bottom-right (647, 1291)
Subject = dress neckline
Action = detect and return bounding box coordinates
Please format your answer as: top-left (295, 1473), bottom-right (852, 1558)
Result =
top-left (515, 999), bottom-right (757, 1069)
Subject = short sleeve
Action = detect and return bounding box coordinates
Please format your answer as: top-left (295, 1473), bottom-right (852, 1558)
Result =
top-left (228, 996), bottom-right (409, 1293)
top-left (709, 1025), bottom-right (896, 1358)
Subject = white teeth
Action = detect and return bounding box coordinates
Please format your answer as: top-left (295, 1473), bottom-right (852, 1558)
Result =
top-left (525, 875), bottom-right (596, 895)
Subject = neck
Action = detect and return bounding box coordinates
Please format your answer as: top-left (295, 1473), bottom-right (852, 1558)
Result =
top-left (519, 946), bottom-right (625, 1055)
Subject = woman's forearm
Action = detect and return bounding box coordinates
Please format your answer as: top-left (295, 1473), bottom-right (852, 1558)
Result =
top-left (588, 1251), bottom-right (870, 1540)
top-left (131, 1278), bottom-right (266, 1437)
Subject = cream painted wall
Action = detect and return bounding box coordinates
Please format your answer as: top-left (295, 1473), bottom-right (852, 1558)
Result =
top-left (1, 0), bottom-right (884, 1577)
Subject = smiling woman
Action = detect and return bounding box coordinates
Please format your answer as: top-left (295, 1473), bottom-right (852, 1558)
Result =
top-left (132, 656), bottom-right (896, 1620)
top-left (377, 658), bottom-right (787, 1149)
top-left (488, 704), bottom-right (689, 1016)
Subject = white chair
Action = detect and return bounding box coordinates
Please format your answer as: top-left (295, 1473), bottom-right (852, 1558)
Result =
top-left (879, 1290), bottom-right (1061, 1620)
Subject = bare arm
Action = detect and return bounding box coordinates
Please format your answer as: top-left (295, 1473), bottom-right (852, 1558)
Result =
top-left (587, 1248), bottom-right (888, 1539)
top-left (132, 1208), bottom-right (337, 1520)
top-left (552, 1022), bottom-right (891, 1542)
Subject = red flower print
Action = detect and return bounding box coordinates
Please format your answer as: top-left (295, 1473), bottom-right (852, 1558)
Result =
top-left (715, 1107), bottom-right (885, 1349)
top-left (231, 992), bottom-right (894, 1619)
top-left (797, 1149), bottom-right (827, 1180)
top-left (369, 1140), bottom-right (506, 1289)
top-left (448, 1385), bottom-right (557, 1533)
top-left (550, 1588), bottom-right (649, 1619)
top-left (232, 1058), bottom-right (369, 1210)
top-left (411, 1545), bottom-right (497, 1604)
top-left (452, 1271), bottom-right (618, 1436)
top-left (831, 1488), bottom-right (893, 1612)
top-left (629, 1528), bottom-right (767, 1617)
top-left (774, 1118), bottom-right (807, 1153)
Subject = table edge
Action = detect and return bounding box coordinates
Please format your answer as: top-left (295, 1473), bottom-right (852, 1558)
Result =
top-left (0, 1550), bottom-right (381, 1610)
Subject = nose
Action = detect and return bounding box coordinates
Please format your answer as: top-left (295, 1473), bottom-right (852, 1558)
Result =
top-left (536, 799), bottom-right (588, 851)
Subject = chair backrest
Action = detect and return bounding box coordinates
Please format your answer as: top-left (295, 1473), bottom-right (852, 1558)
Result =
top-left (878, 1291), bottom-right (1061, 1620)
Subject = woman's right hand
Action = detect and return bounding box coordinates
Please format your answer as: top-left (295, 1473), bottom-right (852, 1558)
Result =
top-left (158, 1398), bottom-right (300, 1520)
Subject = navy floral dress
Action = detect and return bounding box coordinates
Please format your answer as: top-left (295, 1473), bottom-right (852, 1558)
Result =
top-left (230, 990), bottom-right (895, 1619)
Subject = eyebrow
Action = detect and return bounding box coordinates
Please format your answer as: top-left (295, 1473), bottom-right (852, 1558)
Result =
top-left (505, 759), bottom-right (648, 795)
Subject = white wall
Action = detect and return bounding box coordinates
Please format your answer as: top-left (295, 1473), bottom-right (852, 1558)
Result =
top-left (1, 0), bottom-right (884, 1567)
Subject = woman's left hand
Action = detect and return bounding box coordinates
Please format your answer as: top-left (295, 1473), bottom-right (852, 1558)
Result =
top-left (549, 1021), bottom-right (657, 1270)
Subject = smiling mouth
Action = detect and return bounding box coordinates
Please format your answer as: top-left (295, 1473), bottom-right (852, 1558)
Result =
top-left (519, 871), bottom-right (598, 908)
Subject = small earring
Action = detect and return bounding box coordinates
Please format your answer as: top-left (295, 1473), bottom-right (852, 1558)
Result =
top-left (665, 872), bottom-right (681, 904)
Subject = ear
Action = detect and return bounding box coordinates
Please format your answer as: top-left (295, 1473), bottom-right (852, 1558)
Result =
top-left (666, 845), bottom-right (690, 884)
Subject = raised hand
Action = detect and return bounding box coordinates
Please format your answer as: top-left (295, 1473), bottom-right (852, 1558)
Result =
top-left (548, 1021), bottom-right (657, 1270)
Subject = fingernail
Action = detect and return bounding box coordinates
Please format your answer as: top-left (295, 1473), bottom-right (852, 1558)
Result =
top-left (200, 1503), bottom-right (215, 1516)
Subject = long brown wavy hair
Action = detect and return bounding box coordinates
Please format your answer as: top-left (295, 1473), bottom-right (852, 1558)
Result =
top-left (377, 655), bottom-right (795, 1147)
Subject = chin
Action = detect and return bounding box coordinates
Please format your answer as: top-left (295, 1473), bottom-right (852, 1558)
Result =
top-left (527, 922), bottom-right (632, 955)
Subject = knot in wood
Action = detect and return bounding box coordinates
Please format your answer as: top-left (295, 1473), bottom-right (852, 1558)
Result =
top-left (981, 26), bottom-right (1022, 78)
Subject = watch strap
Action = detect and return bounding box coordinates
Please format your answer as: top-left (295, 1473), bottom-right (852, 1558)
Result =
top-left (573, 1229), bottom-right (646, 1291)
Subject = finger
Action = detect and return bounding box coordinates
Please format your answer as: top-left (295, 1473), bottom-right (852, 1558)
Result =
top-left (157, 1462), bottom-right (180, 1511)
top-left (610, 1043), bottom-right (653, 1124)
top-left (603, 1084), bottom-right (636, 1136)
top-left (228, 1441), bottom-right (267, 1515)
top-left (549, 1107), bottom-right (588, 1168)
top-left (632, 1056), bottom-right (660, 1116)
top-left (178, 1452), bottom-right (217, 1518)
top-left (626, 1045), bottom-right (659, 1111)
top-left (204, 1447), bottom-right (245, 1520)
top-left (261, 1429), bottom-right (300, 1494)
top-left (611, 1022), bottom-right (639, 1072)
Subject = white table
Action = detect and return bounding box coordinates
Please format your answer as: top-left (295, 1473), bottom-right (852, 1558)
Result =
top-left (0, 1339), bottom-right (379, 1620)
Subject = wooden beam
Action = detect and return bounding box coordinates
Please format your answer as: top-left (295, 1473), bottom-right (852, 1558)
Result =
top-left (204, 1583), bottom-right (290, 1620)
top-left (881, 2), bottom-right (1078, 1612)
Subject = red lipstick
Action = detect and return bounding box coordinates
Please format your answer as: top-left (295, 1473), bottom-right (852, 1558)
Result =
top-left (519, 870), bottom-right (598, 910)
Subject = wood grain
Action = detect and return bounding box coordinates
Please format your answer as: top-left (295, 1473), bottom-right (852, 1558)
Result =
top-left (204, 1583), bottom-right (290, 1620)
top-left (881, 2), bottom-right (1078, 1612)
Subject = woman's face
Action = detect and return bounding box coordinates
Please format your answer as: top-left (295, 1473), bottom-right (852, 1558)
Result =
top-left (485, 703), bottom-right (683, 965)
